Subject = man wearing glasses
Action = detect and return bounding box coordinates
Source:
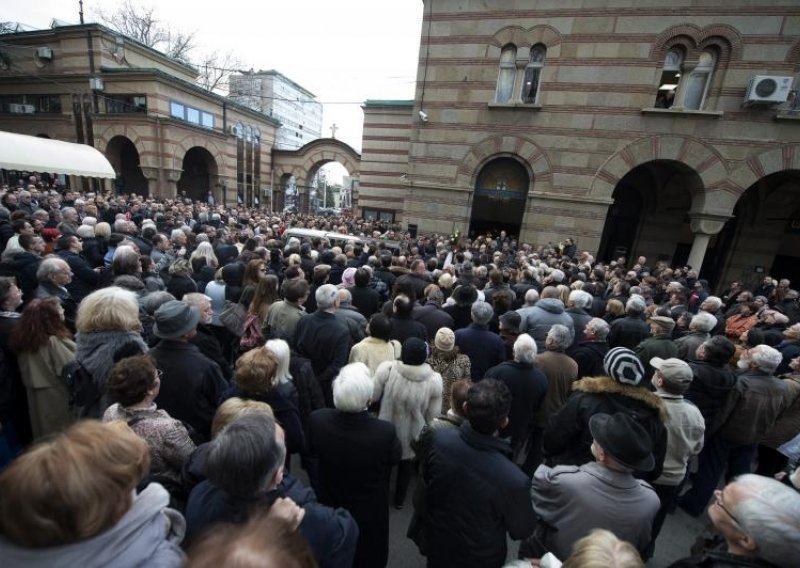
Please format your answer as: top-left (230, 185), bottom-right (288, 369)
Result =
top-left (670, 474), bottom-right (800, 567)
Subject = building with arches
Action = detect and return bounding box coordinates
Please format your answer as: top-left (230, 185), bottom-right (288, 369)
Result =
top-left (358, 1), bottom-right (800, 289)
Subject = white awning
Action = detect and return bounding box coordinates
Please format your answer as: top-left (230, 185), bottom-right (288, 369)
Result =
top-left (0, 130), bottom-right (116, 179)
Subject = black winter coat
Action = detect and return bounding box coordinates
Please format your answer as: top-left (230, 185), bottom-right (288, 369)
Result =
top-left (568, 340), bottom-right (609, 379)
top-left (423, 423), bottom-right (536, 568)
top-left (609, 315), bottom-right (650, 350)
top-left (57, 250), bottom-right (100, 303)
top-left (543, 375), bottom-right (668, 483)
top-left (685, 360), bottom-right (738, 427)
top-left (307, 409), bottom-right (401, 568)
top-left (412, 302), bottom-right (455, 340)
top-left (484, 360), bottom-right (548, 452)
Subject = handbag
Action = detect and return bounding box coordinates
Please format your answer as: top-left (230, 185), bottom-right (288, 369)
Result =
top-left (239, 313), bottom-right (265, 351)
top-left (220, 300), bottom-right (247, 337)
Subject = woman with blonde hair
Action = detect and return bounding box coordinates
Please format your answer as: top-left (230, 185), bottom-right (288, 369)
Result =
top-left (603, 298), bottom-right (625, 323)
top-left (10, 297), bottom-right (76, 439)
top-left (561, 528), bottom-right (643, 568)
top-left (75, 287), bottom-right (148, 415)
top-left (0, 420), bottom-right (185, 566)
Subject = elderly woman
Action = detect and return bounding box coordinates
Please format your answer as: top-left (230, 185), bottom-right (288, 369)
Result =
top-left (75, 287), bottom-right (149, 416)
top-left (428, 327), bottom-right (471, 413)
top-left (220, 346), bottom-right (304, 455)
top-left (10, 297), bottom-right (76, 440)
top-left (307, 363), bottom-right (401, 568)
top-left (166, 259), bottom-right (197, 300)
top-left (373, 337), bottom-right (443, 509)
top-left (103, 354), bottom-right (195, 490)
top-left (265, 338), bottom-right (324, 429)
top-left (0, 420), bottom-right (185, 566)
top-left (349, 313), bottom-right (401, 375)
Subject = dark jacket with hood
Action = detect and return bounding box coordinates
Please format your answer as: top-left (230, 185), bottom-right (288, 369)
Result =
top-left (520, 298), bottom-right (574, 352)
top-left (568, 340), bottom-right (610, 379)
top-left (543, 375), bottom-right (668, 483)
top-left (685, 361), bottom-right (738, 427)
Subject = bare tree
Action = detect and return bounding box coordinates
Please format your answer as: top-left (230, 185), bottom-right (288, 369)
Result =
top-left (94, 0), bottom-right (195, 63)
top-left (196, 50), bottom-right (244, 94)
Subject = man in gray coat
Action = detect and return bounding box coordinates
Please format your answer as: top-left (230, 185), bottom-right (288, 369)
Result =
top-left (519, 286), bottom-right (574, 352)
top-left (525, 412), bottom-right (660, 560)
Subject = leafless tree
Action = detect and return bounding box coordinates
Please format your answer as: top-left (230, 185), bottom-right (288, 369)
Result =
top-left (94, 0), bottom-right (195, 64)
top-left (197, 50), bottom-right (244, 94)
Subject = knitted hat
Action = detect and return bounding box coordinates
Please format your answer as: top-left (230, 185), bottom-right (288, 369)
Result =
top-left (434, 328), bottom-right (455, 352)
top-left (341, 267), bottom-right (357, 288)
top-left (401, 337), bottom-right (428, 365)
top-left (603, 347), bottom-right (645, 386)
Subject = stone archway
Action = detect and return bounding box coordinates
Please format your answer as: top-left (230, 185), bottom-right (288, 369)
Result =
top-left (177, 147), bottom-right (218, 201)
top-left (105, 135), bottom-right (148, 195)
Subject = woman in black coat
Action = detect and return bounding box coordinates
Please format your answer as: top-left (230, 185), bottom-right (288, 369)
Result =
top-left (307, 362), bottom-right (401, 568)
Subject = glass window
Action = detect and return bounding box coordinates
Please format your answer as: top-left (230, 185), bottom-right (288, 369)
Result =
top-left (201, 111), bottom-right (214, 128)
top-left (522, 45), bottom-right (546, 104)
top-left (683, 51), bottom-right (715, 110)
top-left (655, 49), bottom-right (683, 109)
top-left (495, 45), bottom-right (517, 103)
top-left (186, 107), bottom-right (200, 124)
top-left (170, 101), bottom-right (184, 119)
top-left (105, 94), bottom-right (146, 114)
top-left (37, 95), bottom-right (62, 113)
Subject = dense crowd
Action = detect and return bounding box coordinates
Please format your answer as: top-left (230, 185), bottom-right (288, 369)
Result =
top-left (0, 177), bottom-right (799, 567)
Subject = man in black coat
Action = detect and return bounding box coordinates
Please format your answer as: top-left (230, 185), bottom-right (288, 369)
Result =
top-left (389, 294), bottom-right (428, 344)
top-left (55, 235), bottom-right (100, 304)
top-left (183, 293), bottom-right (233, 382)
top-left (568, 317), bottom-right (611, 379)
top-left (294, 284), bottom-right (352, 407)
top-left (422, 379), bottom-right (536, 568)
top-left (609, 296), bottom-right (650, 349)
top-left (150, 300), bottom-right (227, 443)
top-left (412, 288), bottom-right (454, 340)
top-left (484, 333), bottom-right (547, 461)
top-left (307, 363), bottom-right (402, 568)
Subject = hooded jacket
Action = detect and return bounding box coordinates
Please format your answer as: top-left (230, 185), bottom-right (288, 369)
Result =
top-left (0, 483), bottom-right (185, 568)
top-left (373, 360), bottom-right (443, 459)
top-left (520, 298), bottom-right (574, 352)
top-left (543, 375), bottom-right (668, 482)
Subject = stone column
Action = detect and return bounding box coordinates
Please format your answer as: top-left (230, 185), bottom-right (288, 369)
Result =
top-left (164, 168), bottom-right (183, 199)
top-left (139, 166), bottom-right (160, 198)
top-left (687, 213), bottom-right (729, 273)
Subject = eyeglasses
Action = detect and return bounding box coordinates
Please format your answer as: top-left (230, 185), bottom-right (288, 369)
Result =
top-left (713, 489), bottom-right (741, 526)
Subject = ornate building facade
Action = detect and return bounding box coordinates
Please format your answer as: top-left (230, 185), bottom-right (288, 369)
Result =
top-left (358, 1), bottom-right (800, 288)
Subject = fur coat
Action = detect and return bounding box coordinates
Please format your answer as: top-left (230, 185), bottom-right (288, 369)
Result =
top-left (373, 360), bottom-right (443, 459)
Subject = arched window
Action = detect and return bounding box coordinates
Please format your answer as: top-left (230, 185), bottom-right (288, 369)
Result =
top-left (655, 48), bottom-right (683, 109)
top-left (495, 45), bottom-right (517, 103)
top-left (522, 44), bottom-right (546, 104)
top-left (683, 50), bottom-right (716, 110)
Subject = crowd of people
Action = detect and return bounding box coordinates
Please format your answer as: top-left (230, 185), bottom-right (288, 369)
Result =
top-left (0, 177), bottom-right (800, 567)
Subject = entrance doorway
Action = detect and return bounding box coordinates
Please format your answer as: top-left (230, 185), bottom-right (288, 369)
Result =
top-left (469, 157), bottom-right (530, 239)
top-left (177, 147), bottom-right (218, 201)
top-left (106, 136), bottom-right (148, 195)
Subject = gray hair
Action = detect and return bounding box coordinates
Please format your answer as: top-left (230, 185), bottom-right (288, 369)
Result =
top-left (748, 344), bottom-right (782, 374)
top-left (702, 295), bottom-right (723, 311)
top-left (626, 296), bottom-right (647, 315)
top-left (729, 474), bottom-right (800, 567)
top-left (524, 288), bottom-right (539, 306)
top-left (471, 301), bottom-right (494, 325)
top-left (568, 290), bottom-right (592, 310)
top-left (265, 339), bottom-right (293, 385)
top-left (337, 288), bottom-right (352, 304)
top-left (546, 324), bottom-right (572, 351)
top-left (333, 363), bottom-right (373, 412)
top-left (586, 317), bottom-right (610, 340)
top-left (206, 413), bottom-right (284, 500)
top-left (513, 333), bottom-right (538, 364)
top-left (316, 283), bottom-right (339, 310)
top-left (142, 291), bottom-right (176, 315)
top-left (113, 218), bottom-right (128, 233)
top-left (36, 256), bottom-right (68, 281)
top-left (170, 228), bottom-right (185, 242)
top-left (690, 311), bottom-right (718, 333)
top-left (76, 224), bottom-right (95, 239)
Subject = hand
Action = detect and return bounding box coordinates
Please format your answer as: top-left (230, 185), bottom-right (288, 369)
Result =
top-left (269, 497), bottom-right (305, 530)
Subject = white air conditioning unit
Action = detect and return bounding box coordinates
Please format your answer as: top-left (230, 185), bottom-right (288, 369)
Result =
top-left (744, 76), bottom-right (793, 105)
top-left (36, 46), bottom-right (53, 60)
top-left (8, 103), bottom-right (34, 114)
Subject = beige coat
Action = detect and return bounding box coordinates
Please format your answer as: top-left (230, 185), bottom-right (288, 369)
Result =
top-left (349, 336), bottom-right (401, 376)
top-left (17, 335), bottom-right (76, 439)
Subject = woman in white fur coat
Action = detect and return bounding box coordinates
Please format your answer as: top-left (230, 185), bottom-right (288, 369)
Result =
top-left (373, 337), bottom-right (442, 509)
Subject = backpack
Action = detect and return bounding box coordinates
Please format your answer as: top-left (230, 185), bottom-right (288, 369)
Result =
top-left (239, 313), bottom-right (265, 351)
top-left (61, 360), bottom-right (103, 419)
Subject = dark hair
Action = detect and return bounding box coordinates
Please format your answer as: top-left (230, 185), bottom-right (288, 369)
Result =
top-left (106, 355), bottom-right (158, 407)
top-left (243, 259), bottom-right (266, 288)
top-left (702, 336), bottom-right (735, 365)
top-left (0, 276), bottom-right (17, 306)
top-left (450, 378), bottom-right (472, 416)
top-left (354, 268), bottom-right (370, 288)
top-left (250, 275), bottom-right (280, 317)
top-left (393, 294), bottom-right (413, 317)
top-left (281, 278), bottom-right (309, 303)
top-left (744, 328), bottom-right (767, 349)
top-left (206, 413), bottom-right (284, 500)
top-left (11, 219), bottom-right (30, 234)
top-left (18, 233), bottom-right (36, 251)
top-left (466, 379), bottom-right (511, 435)
top-left (368, 313), bottom-right (392, 341)
top-left (10, 298), bottom-right (72, 352)
top-left (284, 265), bottom-right (303, 280)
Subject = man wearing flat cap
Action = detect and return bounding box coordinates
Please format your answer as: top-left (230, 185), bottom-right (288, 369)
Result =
top-left (150, 300), bottom-right (227, 443)
top-left (526, 412), bottom-right (660, 560)
top-left (635, 315), bottom-right (679, 385)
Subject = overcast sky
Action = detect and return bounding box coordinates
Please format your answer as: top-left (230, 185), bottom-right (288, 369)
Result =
top-left (5, 0), bottom-right (424, 154)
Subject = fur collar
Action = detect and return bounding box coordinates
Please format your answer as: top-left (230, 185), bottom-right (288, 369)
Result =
top-left (396, 361), bottom-right (438, 382)
top-left (572, 375), bottom-right (667, 421)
